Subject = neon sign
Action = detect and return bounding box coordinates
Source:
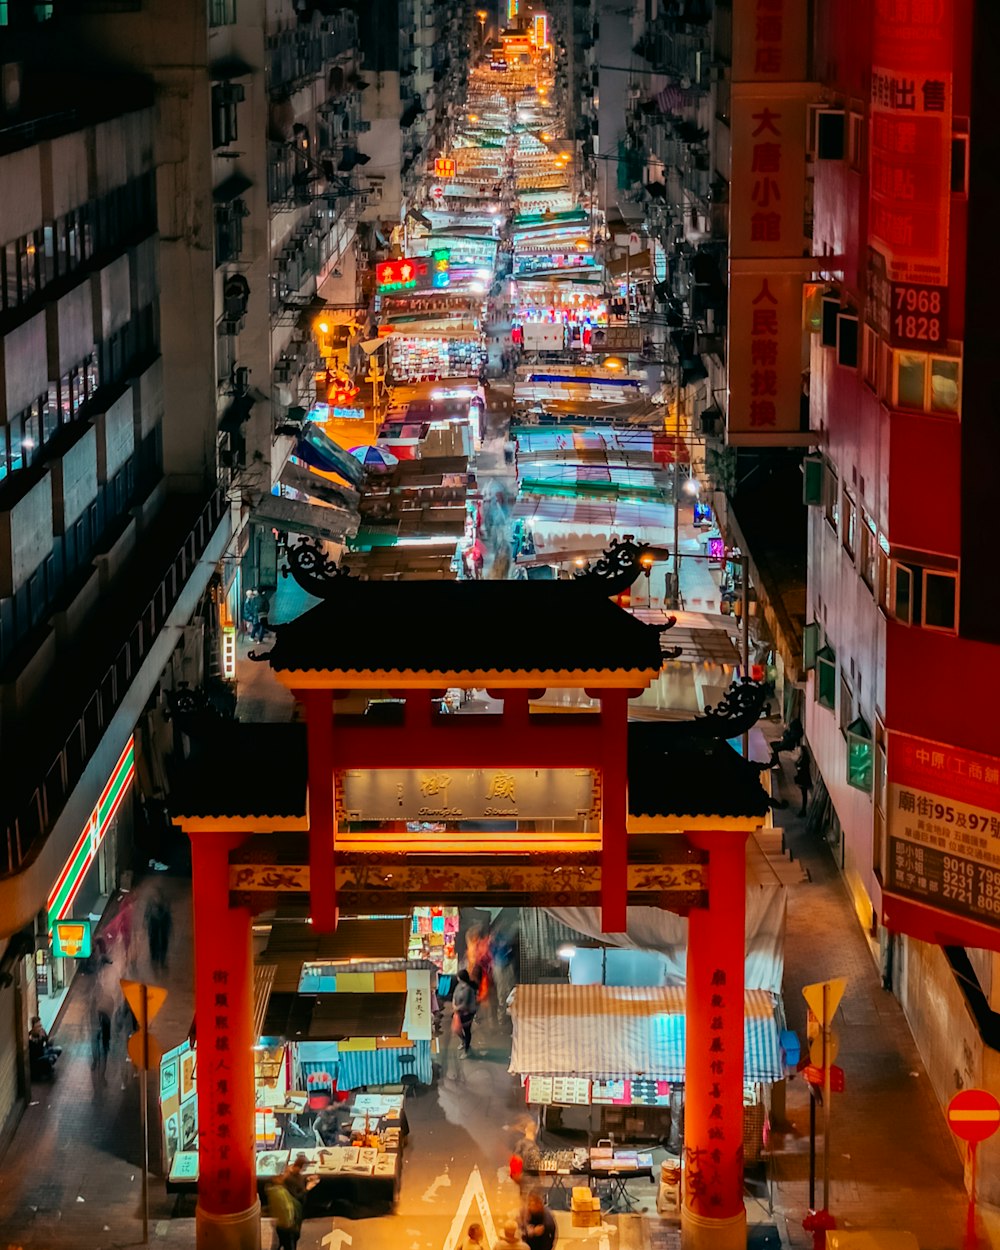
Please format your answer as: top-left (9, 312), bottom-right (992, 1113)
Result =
top-left (434, 157), bottom-right (456, 178)
top-left (47, 736), bottom-right (135, 926)
top-left (376, 258), bottom-right (420, 292)
top-left (432, 249), bottom-right (451, 289)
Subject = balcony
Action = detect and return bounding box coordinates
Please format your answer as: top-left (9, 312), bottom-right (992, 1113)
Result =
top-left (0, 487), bottom-right (228, 879)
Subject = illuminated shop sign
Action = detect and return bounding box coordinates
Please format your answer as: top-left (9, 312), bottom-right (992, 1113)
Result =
top-left (332, 407), bottom-right (366, 420)
top-left (222, 625), bottom-right (236, 680)
top-left (376, 251), bottom-right (451, 293)
top-left (47, 736), bottom-right (135, 926)
top-left (52, 919), bottom-right (92, 959)
top-left (434, 157), bottom-right (456, 178)
top-left (376, 258), bottom-right (422, 292)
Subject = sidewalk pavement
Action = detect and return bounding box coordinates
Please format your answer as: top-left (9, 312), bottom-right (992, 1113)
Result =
top-left (766, 750), bottom-right (1000, 1249)
top-left (0, 871), bottom-right (197, 1249)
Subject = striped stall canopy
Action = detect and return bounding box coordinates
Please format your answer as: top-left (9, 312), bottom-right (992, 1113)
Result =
top-left (337, 1040), bottom-right (434, 1091)
top-left (509, 984), bottom-right (784, 1084)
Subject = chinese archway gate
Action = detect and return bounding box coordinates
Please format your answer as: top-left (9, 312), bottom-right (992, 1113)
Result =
top-left (172, 538), bottom-right (769, 1250)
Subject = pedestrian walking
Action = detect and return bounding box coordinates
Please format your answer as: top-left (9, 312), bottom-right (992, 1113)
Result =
top-left (521, 1191), bottom-right (557, 1250)
top-left (146, 892), bottom-right (173, 971)
top-left (794, 745), bottom-right (814, 817)
top-left (461, 1224), bottom-right (488, 1250)
top-left (242, 588), bottom-right (259, 638)
top-left (252, 589), bottom-right (271, 642)
top-left (91, 1004), bottom-right (112, 1080)
top-left (494, 1224), bottom-right (529, 1250)
top-left (267, 1171), bottom-right (302, 1250)
top-left (452, 968), bottom-right (479, 1055)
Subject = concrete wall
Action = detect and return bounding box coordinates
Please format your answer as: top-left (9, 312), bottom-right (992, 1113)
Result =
top-left (899, 935), bottom-right (1000, 1203)
top-left (360, 75), bottom-right (404, 223)
top-left (0, 146), bottom-right (43, 244)
top-left (0, 473), bottom-right (53, 597)
top-left (0, 314), bottom-right (48, 421)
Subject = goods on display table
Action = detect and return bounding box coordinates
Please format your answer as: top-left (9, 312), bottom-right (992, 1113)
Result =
top-left (167, 1086), bottom-right (408, 1213)
top-left (409, 905), bottom-right (459, 975)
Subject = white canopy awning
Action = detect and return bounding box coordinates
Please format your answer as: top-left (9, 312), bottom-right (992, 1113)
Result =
top-left (508, 983), bottom-right (784, 1083)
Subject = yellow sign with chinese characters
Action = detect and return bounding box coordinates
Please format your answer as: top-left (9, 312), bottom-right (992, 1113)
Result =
top-left (340, 768), bottom-right (596, 822)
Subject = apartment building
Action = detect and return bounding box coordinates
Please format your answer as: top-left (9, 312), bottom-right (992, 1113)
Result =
top-left (805, 0), bottom-right (1000, 1196)
top-left (0, 63), bottom-right (230, 1144)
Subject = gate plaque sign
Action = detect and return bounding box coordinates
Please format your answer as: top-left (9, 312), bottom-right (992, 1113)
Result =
top-left (339, 768), bottom-right (597, 823)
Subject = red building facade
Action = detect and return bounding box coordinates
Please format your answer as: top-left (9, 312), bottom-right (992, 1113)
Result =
top-left (806, 0), bottom-right (1000, 1199)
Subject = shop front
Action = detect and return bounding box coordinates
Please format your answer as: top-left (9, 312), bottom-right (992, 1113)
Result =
top-left (36, 735), bottom-right (136, 1031)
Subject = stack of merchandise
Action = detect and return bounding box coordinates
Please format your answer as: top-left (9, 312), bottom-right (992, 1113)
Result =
top-left (571, 1186), bottom-right (601, 1228)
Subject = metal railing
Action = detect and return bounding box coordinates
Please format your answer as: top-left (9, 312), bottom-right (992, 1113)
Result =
top-left (0, 488), bottom-right (227, 877)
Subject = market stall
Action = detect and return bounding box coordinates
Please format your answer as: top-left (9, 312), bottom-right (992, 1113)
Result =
top-left (508, 983), bottom-right (785, 1154)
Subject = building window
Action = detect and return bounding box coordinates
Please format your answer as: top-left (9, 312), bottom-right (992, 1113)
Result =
top-left (803, 620), bottom-right (819, 670)
top-left (215, 198), bottom-right (247, 265)
top-left (209, 0), bottom-right (237, 26)
top-left (860, 512), bottom-right (877, 590)
top-left (890, 559), bottom-right (958, 633)
top-left (893, 350), bottom-right (961, 415)
top-left (212, 81), bottom-right (244, 149)
top-left (839, 670), bottom-right (854, 736)
top-left (816, 644), bottom-right (836, 710)
top-left (842, 491), bottom-right (856, 559)
top-left (862, 324), bottom-right (877, 389)
top-left (846, 715), bottom-right (874, 792)
top-left (849, 111), bottom-right (864, 170)
top-left (951, 133), bottom-right (969, 195)
top-left (837, 312), bottom-right (859, 368)
top-left (824, 463), bottom-right (839, 535)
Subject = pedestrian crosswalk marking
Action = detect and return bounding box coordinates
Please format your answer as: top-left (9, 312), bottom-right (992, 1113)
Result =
top-left (442, 1166), bottom-right (497, 1250)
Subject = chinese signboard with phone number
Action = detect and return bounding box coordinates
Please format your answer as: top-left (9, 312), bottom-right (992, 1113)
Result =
top-left (887, 732), bottom-right (1000, 928)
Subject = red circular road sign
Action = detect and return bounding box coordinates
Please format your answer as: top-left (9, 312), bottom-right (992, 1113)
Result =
top-left (947, 1089), bottom-right (1000, 1143)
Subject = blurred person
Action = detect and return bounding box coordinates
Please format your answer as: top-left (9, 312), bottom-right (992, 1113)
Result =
top-left (452, 969), bottom-right (479, 1055)
top-left (461, 1223), bottom-right (488, 1250)
top-left (521, 1191), bottom-right (557, 1250)
top-left (494, 1223), bottom-right (529, 1250)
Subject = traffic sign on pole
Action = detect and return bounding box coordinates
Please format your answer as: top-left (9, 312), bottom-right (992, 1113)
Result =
top-left (122, 979), bottom-right (167, 1025)
top-left (947, 1089), bottom-right (1000, 1250)
top-left (947, 1089), bottom-right (1000, 1143)
top-left (802, 978), bottom-right (846, 1026)
top-left (803, 1064), bottom-right (845, 1093)
top-left (120, 979), bottom-right (166, 1245)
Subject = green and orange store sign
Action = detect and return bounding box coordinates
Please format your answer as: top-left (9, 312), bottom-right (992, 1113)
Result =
top-left (47, 736), bottom-right (136, 927)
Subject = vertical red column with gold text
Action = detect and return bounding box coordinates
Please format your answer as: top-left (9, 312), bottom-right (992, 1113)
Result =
top-left (190, 832), bottom-right (260, 1249)
top-left (682, 832), bottom-right (748, 1250)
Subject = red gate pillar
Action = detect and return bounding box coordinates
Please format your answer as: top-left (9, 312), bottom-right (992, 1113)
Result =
top-left (599, 689), bottom-right (629, 934)
top-left (682, 831), bottom-right (748, 1250)
top-left (300, 689), bottom-right (338, 933)
top-left (190, 831), bottom-right (260, 1250)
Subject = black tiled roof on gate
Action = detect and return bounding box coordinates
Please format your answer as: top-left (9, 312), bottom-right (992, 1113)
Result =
top-left (170, 722), bottom-right (308, 820)
top-left (168, 718), bottom-right (768, 822)
top-left (266, 578), bottom-right (666, 675)
top-left (627, 723), bottom-right (771, 819)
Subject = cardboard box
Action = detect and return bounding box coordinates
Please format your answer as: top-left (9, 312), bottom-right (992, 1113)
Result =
top-left (572, 1208), bottom-right (602, 1228)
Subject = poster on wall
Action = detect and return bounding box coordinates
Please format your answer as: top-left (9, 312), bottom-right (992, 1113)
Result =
top-left (160, 1056), bottom-right (179, 1102)
top-left (180, 1049), bottom-right (196, 1102)
top-left (886, 732), bottom-right (1000, 930)
top-left (180, 1099), bottom-right (198, 1151)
